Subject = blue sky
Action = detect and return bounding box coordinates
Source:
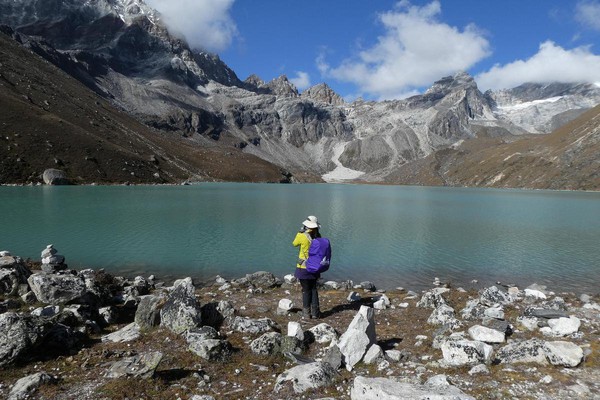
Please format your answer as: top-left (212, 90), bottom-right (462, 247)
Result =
top-left (147, 0), bottom-right (600, 100)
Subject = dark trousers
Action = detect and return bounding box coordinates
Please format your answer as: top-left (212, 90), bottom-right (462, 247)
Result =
top-left (300, 279), bottom-right (319, 311)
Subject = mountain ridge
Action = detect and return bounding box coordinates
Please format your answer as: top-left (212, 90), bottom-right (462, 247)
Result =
top-left (0, 0), bottom-right (599, 189)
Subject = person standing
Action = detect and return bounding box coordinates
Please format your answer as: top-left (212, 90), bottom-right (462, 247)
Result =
top-left (292, 216), bottom-right (322, 319)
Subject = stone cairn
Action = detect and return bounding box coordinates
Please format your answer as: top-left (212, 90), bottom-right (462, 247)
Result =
top-left (40, 244), bottom-right (67, 273)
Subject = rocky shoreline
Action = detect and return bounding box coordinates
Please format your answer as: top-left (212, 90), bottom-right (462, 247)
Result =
top-left (1, 246), bottom-right (599, 399)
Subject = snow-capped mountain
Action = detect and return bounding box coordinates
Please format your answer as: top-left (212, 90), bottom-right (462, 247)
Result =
top-left (1, 0), bottom-right (599, 185)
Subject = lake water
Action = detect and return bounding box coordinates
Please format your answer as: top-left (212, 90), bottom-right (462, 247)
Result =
top-left (1, 184), bottom-right (599, 293)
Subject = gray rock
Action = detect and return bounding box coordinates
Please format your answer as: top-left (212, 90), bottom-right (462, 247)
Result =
top-left (524, 288), bottom-right (547, 299)
top-left (323, 281), bottom-right (342, 290)
top-left (460, 299), bottom-right (484, 320)
top-left (547, 316), bottom-right (580, 336)
top-left (338, 306), bottom-right (377, 371)
top-left (544, 341), bottom-right (583, 367)
top-left (417, 290), bottom-right (447, 309)
top-left (482, 319), bottom-right (512, 336)
top-left (186, 326), bottom-right (219, 342)
top-left (322, 344), bottom-right (343, 370)
top-left (233, 271), bottom-right (281, 289)
top-left (31, 305), bottom-right (60, 318)
top-left (483, 306), bottom-right (505, 320)
top-left (441, 340), bottom-right (493, 366)
top-left (8, 372), bottom-right (56, 400)
top-left (101, 322), bottom-right (141, 343)
top-left (229, 316), bottom-right (278, 335)
top-left (363, 344), bottom-right (384, 364)
top-left (159, 277), bottom-right (201, 334)
top-left (347, 291), bottom-right (361, 302)
top-left (385, 349), bottom-right (407, 362)
top-left (580, 294), bottom-right (592, 303)
top-left (135, 294), bottom-right (165, 330)
top-left (479, 286), bottom-right (512, 306)
top-left (188, 338), bottom-right (232, 361)
top-left (98, 306), bottom-right (117, 326)
top-left (41, 255), bottom-right (65, 266)
top-left (274, 361), bottom-right (337, 394)
top-left (281, 335), bottom-right (305, 354)
top-left (495, 339), bottom-right (548, 365)
top-left (0, 257), bottom-right (32, 296)
top-left (42, 169), bottom-right (70, 185)
top-left (360, 281), bottom-right (376, 291)
top-left (0, 312), bottom-right (52, 366)
top-left (307, 323), bottom-right (338, 344)
top-left (468, 325), bottom-right (505, 344)
top-left (201, 300), bottom-right (235, 329)
top-left (516, 316), bottom-right (539, 331)
top-left (27, 273), bottom-right (86, 305)
top-left (105, 352), bottom-right (163, 379)
top-left (524, 308), bottom-right (569, 319)
top-left (40, 245), bottom-right (57, 259)
top-left (427, 304), bottom-right (461, 329)
top-left (468, 364), bottom-right (489, 375)
top-left (278, 298), bottom-right (294, 312)
top-left (186, 326), bottom-right (230, 361)
top-left (250, 332), bottom-right (282, 356)
top-left (351, 375), bottom-right (476, 400)
top-left (287, 321), bottom-right (304, 340)
top-left (21, 291), bottom-right (37, 304)
top-left (373, 294), bottom-right (390, 310)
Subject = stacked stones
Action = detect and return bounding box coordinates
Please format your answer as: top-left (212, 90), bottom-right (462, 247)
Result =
top-left (40, 244), bottom-right (67, 273)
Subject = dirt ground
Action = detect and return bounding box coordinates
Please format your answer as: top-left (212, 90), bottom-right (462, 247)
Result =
top-left (1, 276), bottom-right (599, 400)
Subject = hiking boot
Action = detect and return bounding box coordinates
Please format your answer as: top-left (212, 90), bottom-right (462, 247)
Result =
top-left (302, 308), bottom-right (311, 319)
top-left (311, 307), bottom-right (321, 319)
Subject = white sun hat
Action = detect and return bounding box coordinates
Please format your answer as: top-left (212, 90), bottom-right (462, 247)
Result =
top-left (307, 215), bottom-right (321, 228)
top-left (302, 219), bottom-right (319, 229)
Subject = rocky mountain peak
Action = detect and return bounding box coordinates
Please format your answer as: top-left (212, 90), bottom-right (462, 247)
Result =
top-left (301, 83), bottom-right (345, 106)
top-left (425, 71), bottom-right (477, 96)
top-left (264, 75), bottom-right (298, 97)
top-left (244, 74), bottom-right (266, 88)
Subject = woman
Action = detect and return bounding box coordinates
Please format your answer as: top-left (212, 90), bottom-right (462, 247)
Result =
top-left (292, 217), bottom-right (322, 319)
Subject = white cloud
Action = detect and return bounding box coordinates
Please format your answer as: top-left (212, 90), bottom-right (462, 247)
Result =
top-left (317, 1), bottom-right (490, 100)
top-left (146, 0), bottom-right (237, 52)
top-left (476, 41), bottom-right (600, 90)
top-left (290, 71), bottom-right (311, 90)
top-left (575, 0), bottom-right (600, 31)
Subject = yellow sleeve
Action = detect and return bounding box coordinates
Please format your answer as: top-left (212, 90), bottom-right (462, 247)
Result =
top-left (292, 232), bottom-right (304, 247)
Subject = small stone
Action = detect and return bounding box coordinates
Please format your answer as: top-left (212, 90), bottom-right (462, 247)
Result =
top-left (579, 294), bottom-right (591, 303)
top-left (547, 316), bottom-right (580, 336)
top-left (524, 288), bottom-right (547, 299)
top-left (347, 292), bottom-right (361, 302)
top-left (468, 325), bottom-right (505, 344)
top-left (287, 321), bottom-right (304, 341)
top-left (468, 364), bottom-right (489, 375)
top-left (278, 299), bottom-right (293, 311)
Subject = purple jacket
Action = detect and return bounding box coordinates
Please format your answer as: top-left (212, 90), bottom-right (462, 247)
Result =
top-left (294, 266), bottom-right (320, 280)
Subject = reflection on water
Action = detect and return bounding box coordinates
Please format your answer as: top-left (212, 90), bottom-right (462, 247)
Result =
top-left (2, 184), bottom-right (599, 293)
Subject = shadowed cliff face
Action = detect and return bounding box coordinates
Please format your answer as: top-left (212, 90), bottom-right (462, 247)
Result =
top-left (1, 0), bottom-right (599, 188)
top-left (0, 28), bottom-right (295, 184)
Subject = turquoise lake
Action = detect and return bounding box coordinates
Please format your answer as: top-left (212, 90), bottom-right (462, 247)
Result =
top-left (1, 184), bottom-right (599, 293)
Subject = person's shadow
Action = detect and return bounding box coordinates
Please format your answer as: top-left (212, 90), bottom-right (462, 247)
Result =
top-left (321, 296), bottom-right (377, 318)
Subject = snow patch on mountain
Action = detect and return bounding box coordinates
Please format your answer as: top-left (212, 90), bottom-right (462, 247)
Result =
top-left (322, 143), bottom-right (365, 182)
top-left (495, 96), bottom-right (564, 112)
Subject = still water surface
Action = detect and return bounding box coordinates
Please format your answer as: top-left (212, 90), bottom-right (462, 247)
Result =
top-left (2, 184), bottom-right (599, 292)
